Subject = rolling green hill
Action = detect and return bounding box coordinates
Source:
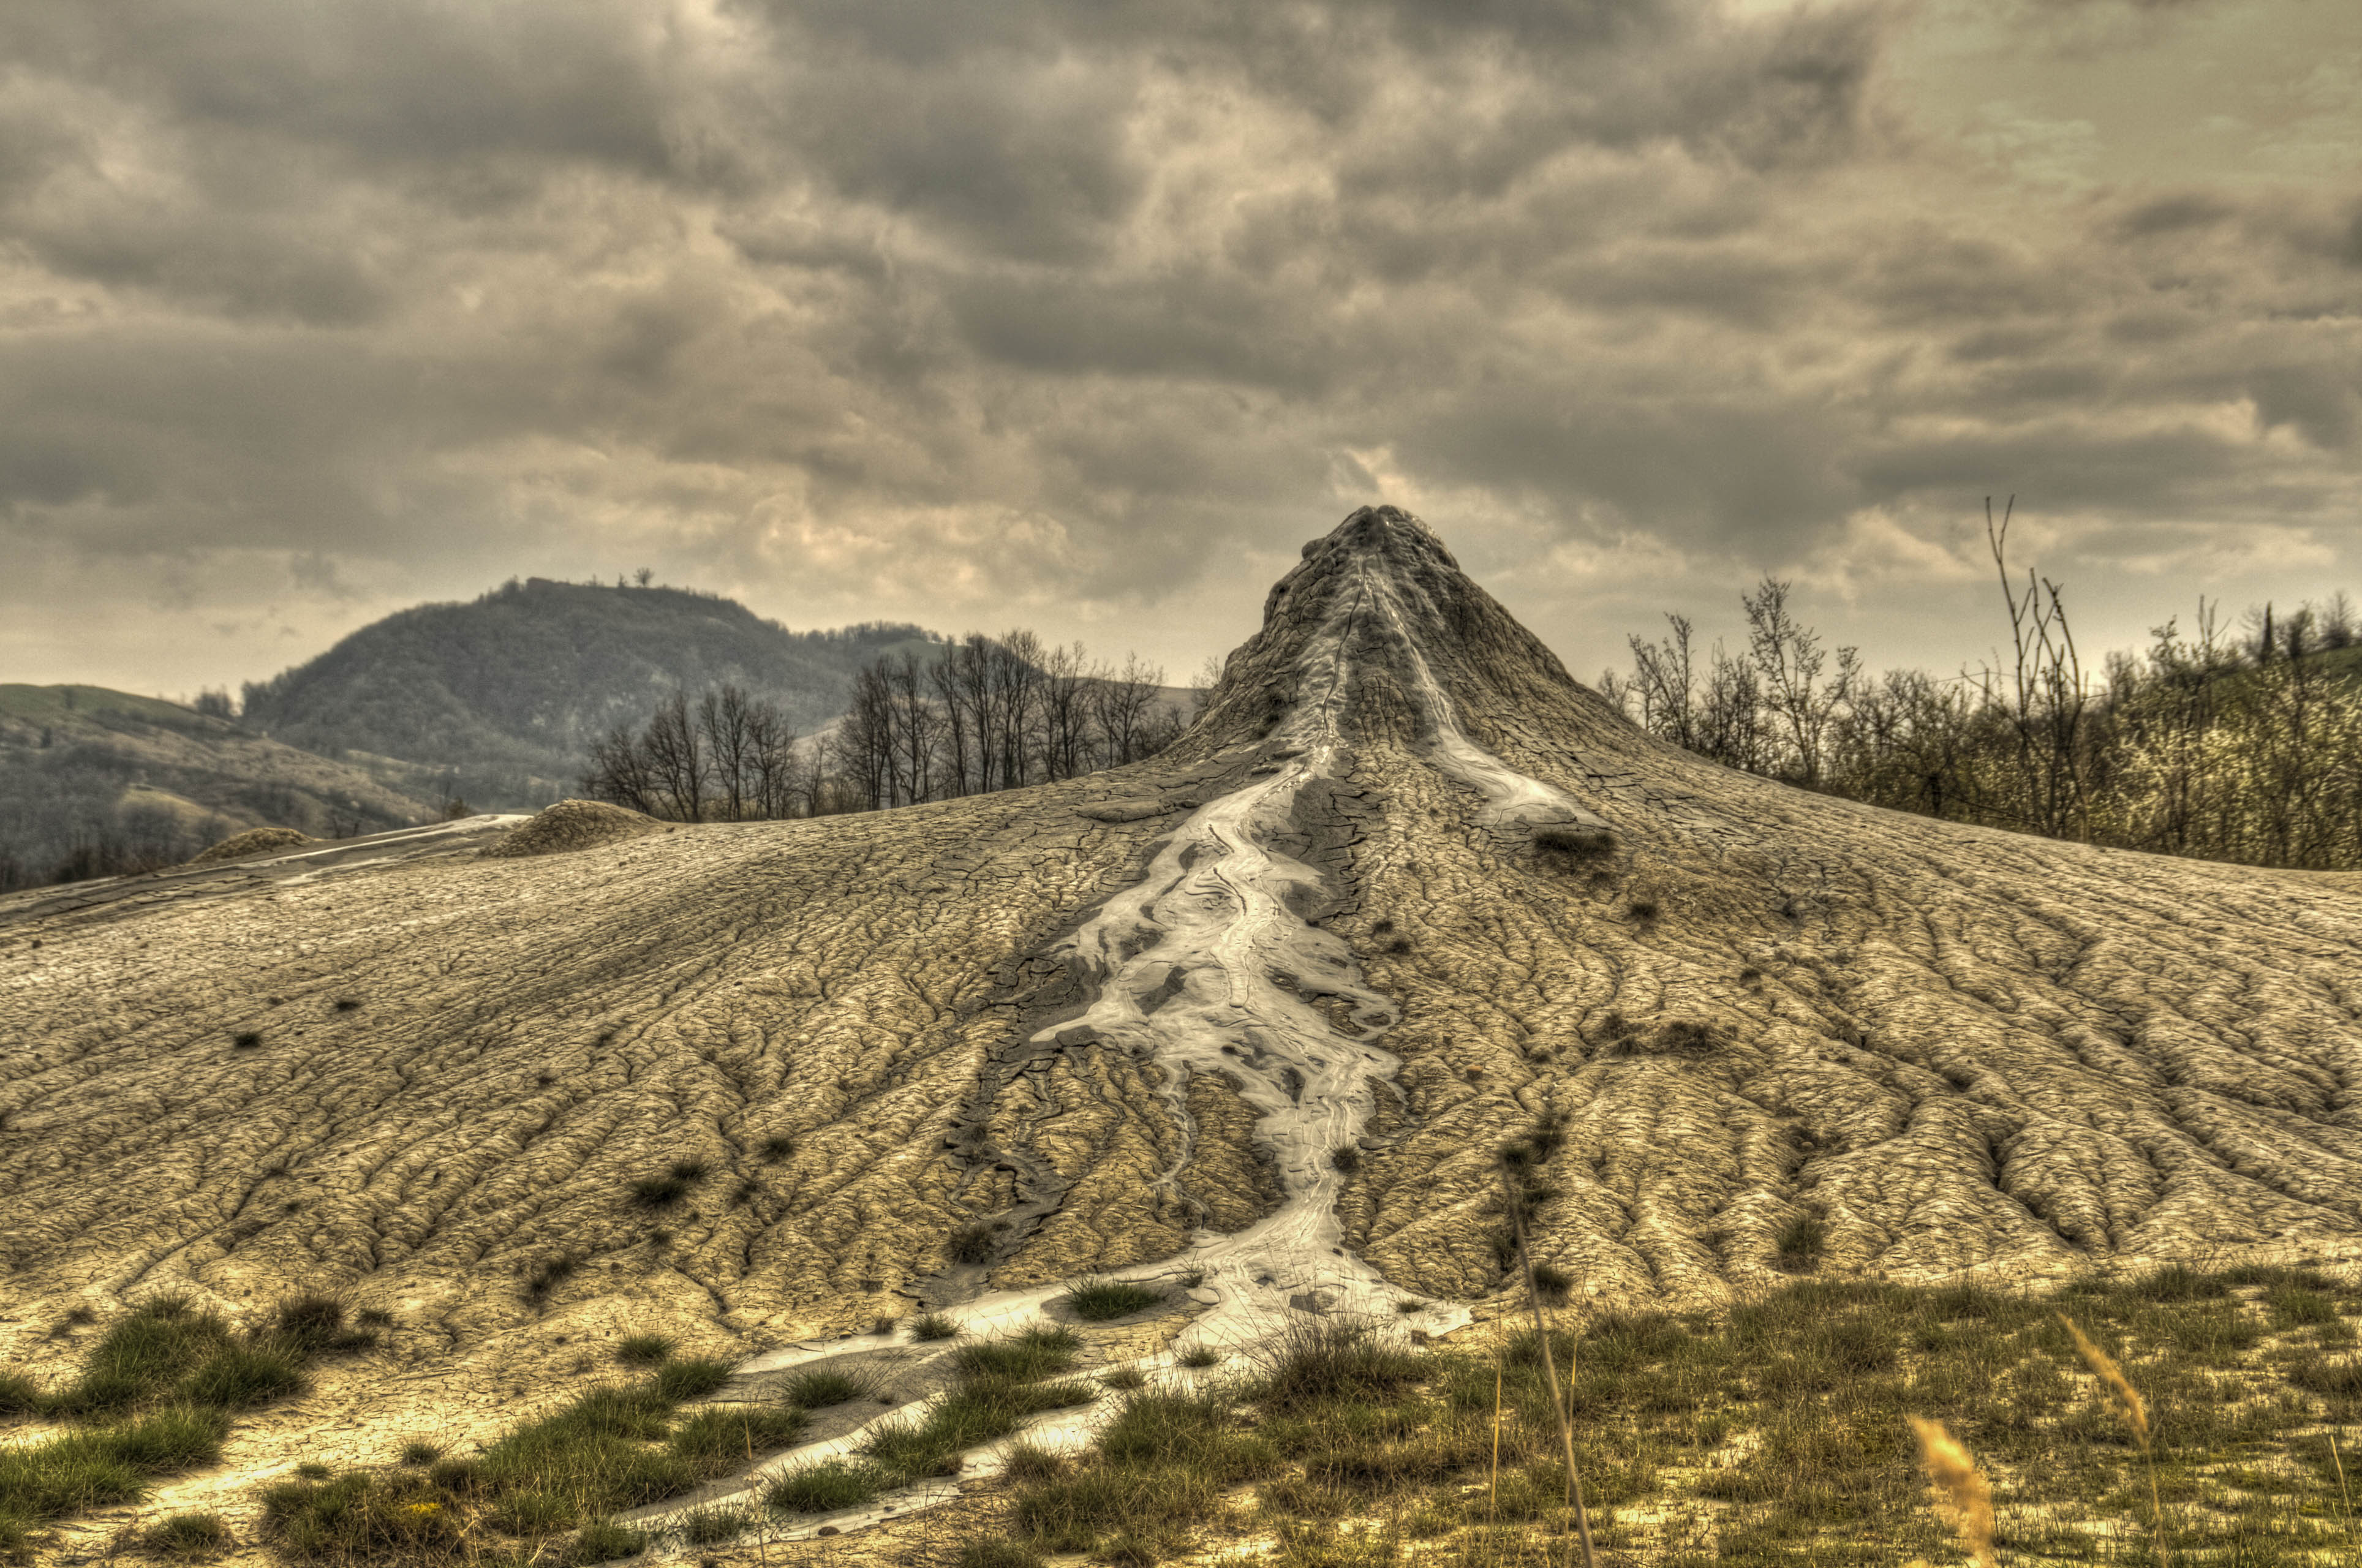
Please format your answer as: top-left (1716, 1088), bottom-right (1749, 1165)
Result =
top-left (238, 578), bottom-right (941, 808)
top-left (0, 685), bottom-right (434, 889)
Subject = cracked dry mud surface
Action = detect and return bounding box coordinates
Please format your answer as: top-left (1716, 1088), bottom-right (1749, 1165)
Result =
top-left (5, 507), bottom-right (2361, 1555)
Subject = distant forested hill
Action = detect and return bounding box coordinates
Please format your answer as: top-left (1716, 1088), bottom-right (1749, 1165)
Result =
top-left (238, 578), bottom-right (941, 808)
top-left (0, 685), bottom-right (432, 890)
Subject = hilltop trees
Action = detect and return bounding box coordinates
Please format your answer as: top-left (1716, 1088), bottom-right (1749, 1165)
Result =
top-left (581, 633), bottom-right (1186, 821)
top-left (240, 578), bottom-right (940, 809)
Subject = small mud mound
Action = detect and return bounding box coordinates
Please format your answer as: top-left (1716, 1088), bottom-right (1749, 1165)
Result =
top-left (483, 799), bottom-right (664, 858)
top-left (186, 826), bottom-right (315, 866)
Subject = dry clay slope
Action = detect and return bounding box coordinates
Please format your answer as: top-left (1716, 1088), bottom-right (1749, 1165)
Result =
top-left (2, 505), bottom-right (2360, 1433)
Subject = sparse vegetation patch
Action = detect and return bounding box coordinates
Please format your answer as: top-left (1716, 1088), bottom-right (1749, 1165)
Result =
top-left (1533, 825), bottom-right (1615, 862)
top-left (626, 1174), bottom-right (688, 1208)
top-left (261, 1357), bottom-right (803, 1562)
top-left (769, 1326), bottom-right (1098, 1518)
top-left (1062, 1280), bottom-right (1163, 1322)
top-left (965, 1266), bottom-right (2362, 1565)
top-left (0, 1295), bottom-right (374, 1547)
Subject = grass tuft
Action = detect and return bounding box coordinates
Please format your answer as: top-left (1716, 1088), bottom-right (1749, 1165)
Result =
top-left (1774, 1213), bottom-right (1827, 1272)
top-left (615, 1334), bottom-right (674, 1368)
top-left (1062, 1280), bottom-right (1163, 1322)
top-left (274, 1296), bottom-right (347, 1346)
top-left (765, 1458), bottom-right (893, 1513)
top-left (143, 1510), bottom-right (233, 1560)
top-left (954, 1328), bottom-right (1082, 1383)
top-left (957, 1542), bottom-right (1046, 1568)
top-left (627, 1175), bottom-right (688, 1208)
top-left (1251, 1319), bottom-right (1424, 1412)
top-left (1533, 826), bottom-right (1615, 860)
top-left (1002, 1442), bottom-right (1069, 1484)
top-left (909, 1313), bottom-right (960, 1342)
top-left (782, 1368), bottom-right (873, 1409)
top-left (652, 1359), bottom-right (731, 1403)
top-left (525, 1256), bottom-right (579, 1301)
top-left (563, 1518), bottom-right (647, 1564)
top-left (175, 1343), bottom-right (308, 1410)
top-left (666, 1405), bottom-right (806, 1464)
top-left (673, 1502), bottom-right (750, 1547)
top-left (0, 1374), bottom-right (43, 1415)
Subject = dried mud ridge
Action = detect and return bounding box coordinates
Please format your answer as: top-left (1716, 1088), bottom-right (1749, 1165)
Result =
top-left (4, 507), bottom-right (2360, 1548)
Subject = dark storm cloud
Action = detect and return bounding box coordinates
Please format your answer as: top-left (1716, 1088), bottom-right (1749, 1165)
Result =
top-left (0, 0), bottom-right (2355, 692)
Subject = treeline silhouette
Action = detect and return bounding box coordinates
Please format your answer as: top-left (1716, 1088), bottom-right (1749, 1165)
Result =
top-left (1603, 503), bottom-right (2362, 870)
top-left (579, 631), bottom-right (1187, 820)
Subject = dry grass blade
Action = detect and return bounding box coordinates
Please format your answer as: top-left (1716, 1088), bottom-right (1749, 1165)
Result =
top-left (2058, 1313), bottom-right (2149, 1444)
top-left (2059, 1311), bottom-right (2170, 1567)
top-left (1488, 1351), bottom-right (1503, 1547)
top-left (1907, 1415), bottom-right (1995, 1568)
top-left (1502, 1167), bottom-right (1596, 1568)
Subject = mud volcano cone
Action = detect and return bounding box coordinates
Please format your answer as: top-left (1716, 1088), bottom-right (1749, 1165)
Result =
top-left (2, 506), bottom-right (2358, 1451)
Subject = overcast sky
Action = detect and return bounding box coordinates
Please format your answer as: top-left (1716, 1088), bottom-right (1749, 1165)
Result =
top-left (2, 0), bottom-right (2356, 699)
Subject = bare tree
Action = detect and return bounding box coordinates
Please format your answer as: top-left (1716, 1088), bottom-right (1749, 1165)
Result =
top-left (841, 664), bottom-right (897, 809)
top-left (1987, 496), bottom-right (2088, 840)
top-left (1035, 640), bottom-right (1096, 782)
top-left (1191, 654), bottom-right (1226, 718)
top-left (584, 722), bottom-right (658, 815)
top-left (642, 692), bottom-right (708, 821)
top-left (930, 648), bottom-right (976, 799)
top-left (989, 630), bottom-right (1045, 789)
top-left (700, 687), bottom-right (754, 821)
top-left (1626, 614), bottom-right (1700, 752)
top-left (887, 650), bottom-right (941, 804)
top-left (2319, 590), bottom-right (2355, 650)
top-left (1697, 641), bottom-right (1768, 775)
top-left (1743, 578), bottom-right (1857, 787)
top-left (1091, 654), bottom-right (1167, 765)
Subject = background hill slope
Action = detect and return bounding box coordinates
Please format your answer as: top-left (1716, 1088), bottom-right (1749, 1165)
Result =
top-left (238, 578), bottom-right (941, 807)
top-left (0, 685), bottom-right (432, 888)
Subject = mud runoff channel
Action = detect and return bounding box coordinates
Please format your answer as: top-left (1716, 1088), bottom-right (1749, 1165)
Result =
top-left (678, 552), bottom-right (1597, 1540)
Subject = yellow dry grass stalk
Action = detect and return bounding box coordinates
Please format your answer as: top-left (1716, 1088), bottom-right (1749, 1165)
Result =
top-left (2058, 1313), bottom-right (2149, 1445)
top-left (2059, 1311), bottom-right (2170, 1567)
top-left (1487, 1352), bottom-right (1503, 1540)
top-left (1906, 1415), bottom-right (1995, 1568)
top-left (2333, 1430), bottom-right (2354, 1535)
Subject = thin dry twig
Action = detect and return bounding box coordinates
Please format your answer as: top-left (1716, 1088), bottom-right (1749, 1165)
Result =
top-left (1503, 1168), bottom-right (1596, 1568)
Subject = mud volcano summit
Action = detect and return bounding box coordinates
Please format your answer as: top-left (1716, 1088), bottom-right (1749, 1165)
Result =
top-left (3, 507), bottom-right (2360, 1550)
